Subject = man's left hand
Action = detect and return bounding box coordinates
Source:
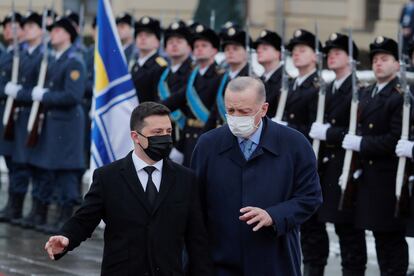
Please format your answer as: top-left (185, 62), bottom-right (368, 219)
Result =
top-left (239, 206), bottom-right (273, 231)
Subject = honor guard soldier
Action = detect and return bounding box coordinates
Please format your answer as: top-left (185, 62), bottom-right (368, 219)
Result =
top-left (26, 16), bottom-right (86, 234)
top-left (4, 12), bottom-right (46, 228)
top-left (131, 16), bottom-right (167, 103)
top-left (45, 9), bottom-right (57, 28)
top-left (342, 36), bottom-right (408, 275)
top-left (64, 10), bottom-right (86, 55)
top-left (283, 29), bottom-right (320, 138)
top-left (284, 29), bottom-right (323, 274)
top-left (306, 33), bottom-right (367, 276)
top-left (162, 24), bottom-right (222, 166)
top-left (158, 20), bottom-right (193, 164)
top-left (254, 29), bottom-right (283, 118)
top-left (115, 12), bottom-right (136, 64)
top-left (203, 25), bottom-right (251, 131)
top-left (0, 11), bottom-right (24, 222)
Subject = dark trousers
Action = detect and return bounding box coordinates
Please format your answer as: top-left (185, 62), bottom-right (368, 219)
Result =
top-left (32, 166), bottom-right (54, 204)
top-left (54, 170), bottom-right (80, 208)
top-left (10, 163), bottom-right (33, 196)
top-left (301, 214), bottom-right (367, 274)
top-left (372, 230), bottom-right (408, 276)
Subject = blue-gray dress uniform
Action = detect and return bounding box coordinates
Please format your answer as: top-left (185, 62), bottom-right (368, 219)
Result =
top-left (0, 48), bottom-right (14, 160)
top-left (28, 46), bottom-right (86, 211)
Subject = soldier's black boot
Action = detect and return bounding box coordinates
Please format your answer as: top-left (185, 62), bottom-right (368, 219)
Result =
top-left (303, 264), bottom-right (325, 276)
top-left (31, 202), bottom-right (48, 230)
top-left (0, 195), bottom-right (13, 222)
top-left (43, 205), bottom-right (73, 234)
top-left (13, 198), bottom-right (39, 227)
top-left (8, 193), bottom-right (24, 221)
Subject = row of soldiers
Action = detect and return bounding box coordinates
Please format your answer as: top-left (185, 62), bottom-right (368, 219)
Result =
top-left (0, 8), bottom-right (414, 276)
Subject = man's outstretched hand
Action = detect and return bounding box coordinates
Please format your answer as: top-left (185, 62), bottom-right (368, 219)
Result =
top-left (44, 235), bottom-right (69, 260)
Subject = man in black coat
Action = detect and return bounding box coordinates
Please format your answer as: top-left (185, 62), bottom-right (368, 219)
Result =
top-left (306, 33), bottom-right (367, 276)
top-left (44, 102), bottom-right (213, 276)
top-left (342, 36), bottom-right (408, 276)
top-left (131, 16), bottom-right (167, 103)
top-left (254, 29), bottom-right (283, 118)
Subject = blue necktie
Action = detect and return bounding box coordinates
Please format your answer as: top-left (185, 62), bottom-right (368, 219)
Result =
top-left (242, 139), bottom-right (254, 160)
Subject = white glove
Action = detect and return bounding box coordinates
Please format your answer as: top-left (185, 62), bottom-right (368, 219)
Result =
top-left (395, 139), bottom-right (414, 158)
top-left (4, 82), bottom-right (22, 98)
top-left (309, 122), bottom-right (330, 141)
top-left (342, 134), bottom-right (362, 152)
top-left (169, 147), bottom-right (184, 164)
top-left (32, 86), bottom-right (48, 101)
top-left (271, 117), bottom-right (288, 126)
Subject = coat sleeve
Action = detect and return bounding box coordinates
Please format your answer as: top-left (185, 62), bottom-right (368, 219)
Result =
top-left (54, 169), bottom-right (104, 260)
top-left (265, 136), bottom-right (322, 237)
top-left (42, 59), bottom-right (86, 108)
top-left (185, 173), bottom-right (214, 276)
top-left (326, 125), bottom-right (348, 144)
top-left (360, 94), bottom-right (403, 157)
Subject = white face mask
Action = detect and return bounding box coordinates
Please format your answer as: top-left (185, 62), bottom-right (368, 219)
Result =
top-left (226, 110), bottom-right (261, 138)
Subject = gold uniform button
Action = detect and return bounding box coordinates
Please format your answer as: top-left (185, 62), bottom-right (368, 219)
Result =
top-left (289, 113), bottom-right (295, 119)
top-left (331, 154), bottom-right (335, 159)
top-left (369, 160), bottom-right (373, 165)
top-left (368, 123), bottom-right (374, 129)
top-left (331, 119), bottom-right (336, 124)
top-left (193, 134), bottom-right (198, 139)
top-left (185, 133), bottom-right (190, 138)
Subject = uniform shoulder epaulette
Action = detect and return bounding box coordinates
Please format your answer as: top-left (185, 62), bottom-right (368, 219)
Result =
top-left (312, 76), bottom-right (320, 88)
top-left (215, 66), bottom-right (225, 75)
top-left (155, 56), bottom-right (168, 67)
top-left (394, 83), bottom-right (403, 95)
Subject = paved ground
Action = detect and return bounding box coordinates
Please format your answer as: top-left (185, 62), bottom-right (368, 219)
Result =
top-left (0, 163), bottom-right (413, 275)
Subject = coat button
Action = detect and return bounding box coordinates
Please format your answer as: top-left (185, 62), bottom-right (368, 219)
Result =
top-left (193, 133), bottom-right (198, 138)
top-left (331, 119), bottom-right (336, 124)
top-left (289, 113), bottom-right (295, 119)
top-left (369, 160), bottom-right (373, 165)
top-left (369, 123), bottom-right (374, 129)
top-left (185, 133), bottom-right (190, 138)
top-left (331, 154), bottom-right (335, 158)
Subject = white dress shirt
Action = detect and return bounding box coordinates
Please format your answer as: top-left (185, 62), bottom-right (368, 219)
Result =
top-left (131, 151), bottom-right (163, 192)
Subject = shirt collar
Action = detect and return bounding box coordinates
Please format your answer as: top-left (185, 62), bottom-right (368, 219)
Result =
top-left (199, 65), bottom-right (210, 76)
top-left (263, 63), bottom-right (282, 82)
top-left (237, 119), bottom-right (263, 145)
top-left (376, 81), bottom-right (389, 93)
top-left (334, 73), bottom-right (350, 90)
top-left (171, 63), bottom-right (182, 73)
top-left (295, 69), bottom-right (316, 87)
top-left (229, 68), bottom-right (242, 80)
top-left (131, 150), bottom-right (163, 173)
top-left (123, 42), bottom-right (133, 51)
top-left (138, 49), bottom-right (157, 67)
top-left (55, 45), bottom-right (71, 60)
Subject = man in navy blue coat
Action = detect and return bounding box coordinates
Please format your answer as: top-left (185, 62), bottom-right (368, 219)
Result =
top-left (191, 76), bottom-right (322, 276)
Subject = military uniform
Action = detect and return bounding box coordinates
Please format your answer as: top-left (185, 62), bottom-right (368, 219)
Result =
top-left (0, 12), bottom-right (25, 222)
top-left (130, 16), bottom-right (167, 103)
top-left (26, 18), bottom-right (86, 233)
top-left (204, 26), bottom-right (251, 131)
top-left (162, 24), bottom-right (222, 166)
top-left (351, 37), bottom-right (408, 275)
top-left (253, 29), bottom-right (283, 118)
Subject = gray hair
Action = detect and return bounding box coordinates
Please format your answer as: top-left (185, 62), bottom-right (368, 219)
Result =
top-left (225, 76), bottom-right (266, 104)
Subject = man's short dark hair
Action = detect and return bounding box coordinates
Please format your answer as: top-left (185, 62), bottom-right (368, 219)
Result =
top-left (130, 102), bottom-right (171, 131)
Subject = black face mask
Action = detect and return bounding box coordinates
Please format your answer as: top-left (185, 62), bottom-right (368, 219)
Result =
top-left (138, 132), bottom-right (173, 161)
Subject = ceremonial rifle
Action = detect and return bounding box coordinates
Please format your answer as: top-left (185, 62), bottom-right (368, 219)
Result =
top-left (338, 29), bottom-right (358, 210)
top-left (2, 1), bottom-right (20, 140)
top-left (273, 19), bottom-right (289, 122)
top-left (312, 21), bottom-right (326, 159)
top-left (394, 25), bottom-right (411, 217)
top-left (26, 9), bottom-right (49, 147)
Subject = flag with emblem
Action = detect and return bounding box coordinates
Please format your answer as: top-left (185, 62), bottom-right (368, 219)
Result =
top-left (91, 0), bottom-right (138, 169)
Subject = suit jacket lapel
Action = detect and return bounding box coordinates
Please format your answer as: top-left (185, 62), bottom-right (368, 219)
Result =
top-left (120, 152), bottom-right (152, 214)
top-left (152, 159), bottom-right (176, 215)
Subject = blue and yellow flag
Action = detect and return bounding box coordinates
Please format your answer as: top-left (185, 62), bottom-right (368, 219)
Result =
top-left (91, 0), bottom-right (138, 168)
